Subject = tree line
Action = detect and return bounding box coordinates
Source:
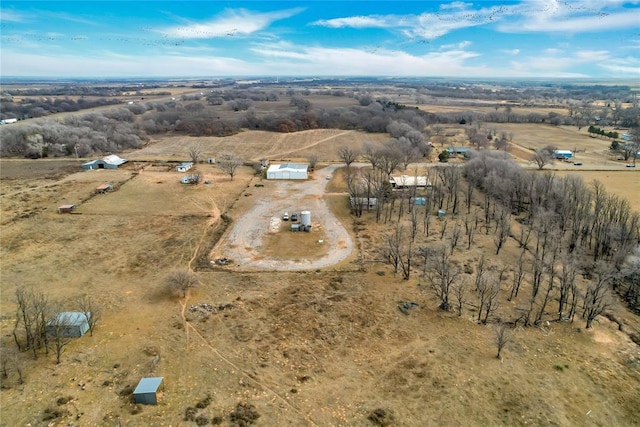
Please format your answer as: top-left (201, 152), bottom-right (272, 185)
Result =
top-left (350, 149), bottom-right (639, 330)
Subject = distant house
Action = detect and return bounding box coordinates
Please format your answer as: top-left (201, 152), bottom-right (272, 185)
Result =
top-left (134, 377), bottom-right (164, 405)
top-left (82, 154), bottom-right (127, 170)
top-left (350, 197), bottom-right (378, 209)
top-left (176, 162), bottom-right (194, 172)
top-left (57, 204), bottom-right (76, 214)
top-left (95, 184), bottom-right (114, 194)
top-left (46, 312), bottom-right (89, 338)
top-left (207, 157), bottom-right (216, 164)
top-left (266, 163), bottom-right (308, 180)
top-left (390, 175), bottom-right (432, 189)
top-left (446, 147), bottom-right (471, 156)
top-left (554, 150), bottom-right (574, 160)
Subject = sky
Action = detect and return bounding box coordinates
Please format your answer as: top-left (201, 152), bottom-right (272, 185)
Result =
top-left (1, 1), bottom-right (639, 79)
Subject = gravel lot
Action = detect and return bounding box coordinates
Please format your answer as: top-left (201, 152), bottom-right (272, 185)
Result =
top-left (219, 164), bottom-right (354, 270)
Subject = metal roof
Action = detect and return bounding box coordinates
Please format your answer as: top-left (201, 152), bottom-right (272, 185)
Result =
top-left (49, 312), bottom-right (87, 326)
top-left (268, 163), bottom-right (308, 172)
top-left (134, 377), bottom-right (164, 394)
top-left (82, 155), bottom-right (127, 167)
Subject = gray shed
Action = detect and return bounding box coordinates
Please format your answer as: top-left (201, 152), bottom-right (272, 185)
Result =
top-left (134, 377), bottom-right (164, 405)
top-left (46, 312), bottom-right (89, 338)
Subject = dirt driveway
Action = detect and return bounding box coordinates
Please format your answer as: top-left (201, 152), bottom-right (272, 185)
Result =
top-left (216, 164), bottom-right (354, 270)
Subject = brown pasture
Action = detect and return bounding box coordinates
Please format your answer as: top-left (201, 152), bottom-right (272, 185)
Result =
top-left (1, 97), bottom-right (639, 426)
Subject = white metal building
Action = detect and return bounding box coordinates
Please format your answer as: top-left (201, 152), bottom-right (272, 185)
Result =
top-left (266, 163), bottom-right (308, 180)
top-left (390, 175), bottom-right (432, 188)
top-left (176, 162), bottom-right (194, 172)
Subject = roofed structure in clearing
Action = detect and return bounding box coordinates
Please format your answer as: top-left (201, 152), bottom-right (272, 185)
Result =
top-left (82, 154), bottom-right (127, 169)
top-left (268, 163), bottom-right (308, 172)
top-left (390, 175), bottom-right (432, 188)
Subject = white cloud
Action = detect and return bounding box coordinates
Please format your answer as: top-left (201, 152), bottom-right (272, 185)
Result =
top-left (574, 50), bottom-right (609, 61)
top-left (440, 2), bottom-right (474, 11)
top-left (158, 8), bottom-right (303, 39)
top-left (313, 4), bottom-right (517, 41)
top-left (501, 49), bottom-right (520, 55)
top-left (312, 16), bottom-right (391, 28)
top-left (440, 41), bottom-right (472, 50)
top-left (500, 10), bottom-right (640, 33)
top-left (0, 9), bottom-right (25, 22)
top-left (598, 57), bottom-right (640, 76)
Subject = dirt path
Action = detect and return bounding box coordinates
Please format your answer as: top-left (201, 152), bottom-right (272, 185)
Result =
top-left (213, 164), bottom-right (354, 271)
top-left (263, 130), bottom-right (352, 159)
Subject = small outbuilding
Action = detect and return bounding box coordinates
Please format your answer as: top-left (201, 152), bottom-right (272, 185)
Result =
top-left (82, 154), bottom-right (127, 170)
top-left (46, 312), bottom-right (89, 338)
top-left (134, 377), bottom-right (164, 405)
top-left (57, 204), bottom-right (76, 214)
top-left (554, 150), bottom-right (574, 160)
top-left (350, 197), bottom-right (378, 209)
top-left (95, 184), bottom-right (114, 194)
top-left (446, 147), bottom-right (471, 156)
top-left (266, 163), bottom-right (308, 180)
top-left (176, 162), bottom-right (194, 172)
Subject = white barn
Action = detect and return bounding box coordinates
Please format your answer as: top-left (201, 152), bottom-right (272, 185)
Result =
top-left (266, 163), bottom-right (308, 180)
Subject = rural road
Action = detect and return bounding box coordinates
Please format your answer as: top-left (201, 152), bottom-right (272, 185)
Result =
top-left (218, 164), bottom-right (354, 271)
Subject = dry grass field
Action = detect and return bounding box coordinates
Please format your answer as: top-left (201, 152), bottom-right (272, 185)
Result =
top-left (1, 96), bottom-right (639, 426)
top-left (131, 129), bottom-right (389, 163)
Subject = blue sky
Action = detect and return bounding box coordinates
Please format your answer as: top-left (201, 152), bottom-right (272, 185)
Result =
top-left (1, 1), bottom-right (639, 79)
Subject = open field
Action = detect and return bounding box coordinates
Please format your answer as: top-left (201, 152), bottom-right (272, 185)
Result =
top-left (1, 92), bottom-right (639, 426)
top-left (130, 129), bottom-right (390, 163)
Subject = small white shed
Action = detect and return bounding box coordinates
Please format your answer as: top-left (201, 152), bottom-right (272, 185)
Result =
top-left (266, 163), bottom-right (308, 180)
top-left (176, 162), bottom-right (194, 172)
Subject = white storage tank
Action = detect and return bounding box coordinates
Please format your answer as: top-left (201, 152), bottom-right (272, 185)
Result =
top-left (300, 211), bottom-right (311, 227)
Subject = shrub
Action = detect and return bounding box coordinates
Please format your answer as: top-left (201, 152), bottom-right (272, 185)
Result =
top-left (229, 402), bottom-right (260, 426)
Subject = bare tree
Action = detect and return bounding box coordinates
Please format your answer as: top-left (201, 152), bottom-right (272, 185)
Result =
top-left (337, 146), bottom-right (359, 168)
top-left (449, 222), bottom-right (461, 254)
top-left (383, 224), bottom-right (413, 279)
top-left (46, 304), bottom-right (73, 364)
top-left (217, 153), bottom-right (243, 181)
top-left (493, 323), bottom-right (513, 359)
top-left (509, 251), bottom-right (527, 301)
top-left (531, 147), bottom-right (556, 170)
top-left (76, 295), bottom-right (101, 337)
top-left (1, 346), bottom-right (25, 385)
top-left (480, 279), bottom-right (501, 324)
top-left (493, 208), bottom-right (511, 255)
top-left (307, 153), bottom-right (318, 171)
top-left (166, 270), bottom-right (199, 298)
top-left (188, 144), bottom-right (203, 164)
top-left (13, 287), bottom-right (49, 359)
top-left (583, 263), bottom-right (616, 329)
top-left (452, 280), bottom-right (467, 316)
top-left (361, 142), bottom-right (383, 170)
top-left (424, 246), bottom-right (460, 311)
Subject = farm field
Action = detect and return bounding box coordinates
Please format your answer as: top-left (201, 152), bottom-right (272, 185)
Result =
top-left (1, 92), bottom-right (639, 426)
